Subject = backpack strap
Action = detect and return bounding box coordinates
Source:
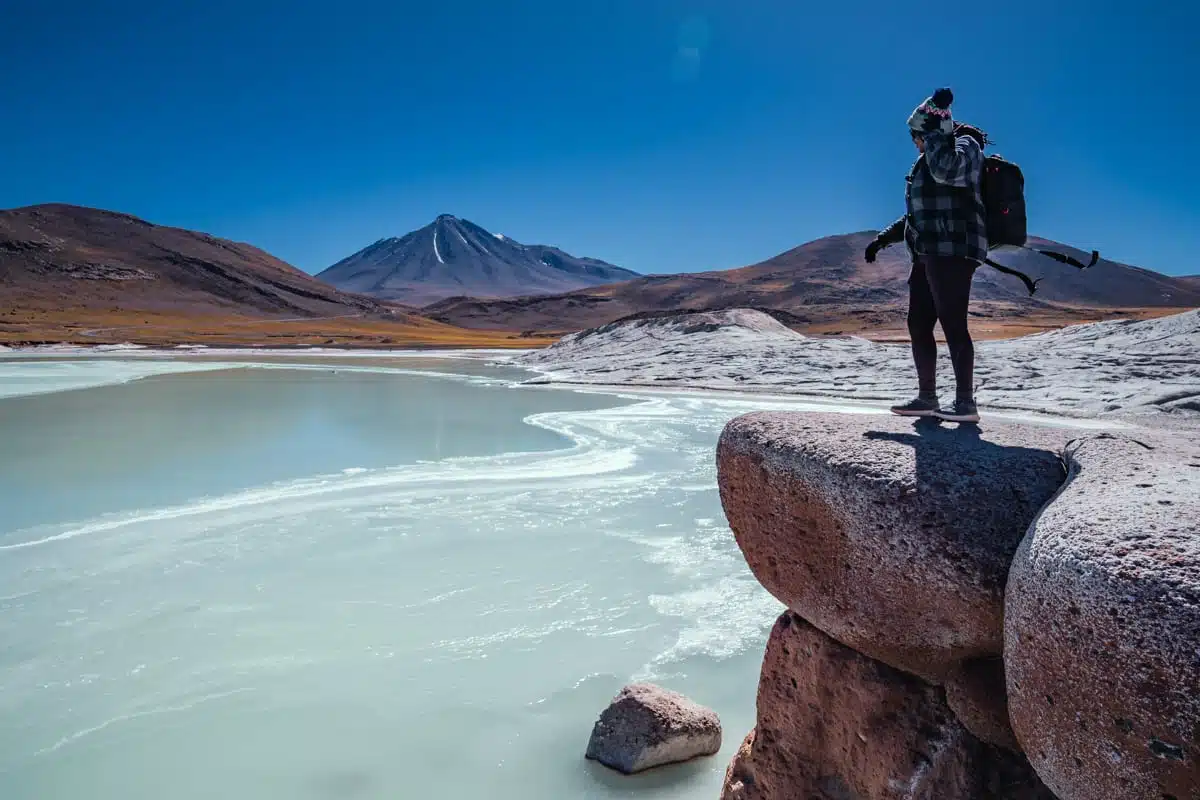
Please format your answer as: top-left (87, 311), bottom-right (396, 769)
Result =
top-left (983, 247), bottom-right (1100, 296)
top-left (1032, 248), bottom-right (1100, 271)
top-left (984, 258), bottom-right (1042, 295)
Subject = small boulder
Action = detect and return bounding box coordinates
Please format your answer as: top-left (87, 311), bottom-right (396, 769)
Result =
top-left (1006, 431), bottom-right (1200, 799)
top-left (585, 683), bottom-right (722, 774)
top-left (717, 411), bottom-right (1068, 680)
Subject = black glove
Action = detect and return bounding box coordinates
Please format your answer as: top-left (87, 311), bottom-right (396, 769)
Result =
top-left (864, 239), bottom-right (882, 263)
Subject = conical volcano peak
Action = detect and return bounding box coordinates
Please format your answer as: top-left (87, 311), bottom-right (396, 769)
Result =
top-left (318, 217), bottom-right (638, 305)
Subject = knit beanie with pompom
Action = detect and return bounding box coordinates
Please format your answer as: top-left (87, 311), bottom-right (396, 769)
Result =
top-left (907, 87), bottom-right (956, 135)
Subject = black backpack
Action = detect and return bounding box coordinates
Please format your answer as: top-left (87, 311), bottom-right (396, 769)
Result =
top-left (980, 155), bottom-right (1027, 249)
top-left (959, 126), bottom-right (1100, 295)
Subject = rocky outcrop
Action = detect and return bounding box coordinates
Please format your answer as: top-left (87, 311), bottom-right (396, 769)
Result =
top-left (717, 412), bottom-right (1067, 682)
top-left (720, 613), bottom-right (1053, 800)
top-left (585, 683), bottom-right (722, 774)
top-left (717, 411), bottom-right (1200, 800)
top-left (1006, 431), bottom-right (1200, 798)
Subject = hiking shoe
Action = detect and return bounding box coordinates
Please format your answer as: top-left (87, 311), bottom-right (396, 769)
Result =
top-left (934, 398), bottom-right (980, 423)
top-left (890, 396), bottom-right (939, 417)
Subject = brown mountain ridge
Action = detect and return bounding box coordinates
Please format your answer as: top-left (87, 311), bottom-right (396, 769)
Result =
top-left (425, 232), bottom-right (1200, 338)
top-left (1, 203), bottom-right (386, 316)
top-left (0, 204), bottom-right (545, 347)
top-left (4, 204), bottom-right (1194, 346)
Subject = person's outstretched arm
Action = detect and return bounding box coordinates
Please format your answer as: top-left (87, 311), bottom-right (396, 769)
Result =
top-left (865, 216), bottom-right (906, 262)
top-left (923, 131), bottom-right (983, 187)
top-left (876, 216), bottom-right (906, 247)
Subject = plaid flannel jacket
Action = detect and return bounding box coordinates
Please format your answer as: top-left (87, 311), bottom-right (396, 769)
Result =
top-left (878, 131), bottom-right (988, 263)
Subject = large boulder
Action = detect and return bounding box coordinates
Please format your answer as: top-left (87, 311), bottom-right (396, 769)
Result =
top-left (716, 411), bottom-right (1069, 680)
top-left (720, 612), bottom-right (1054, 800)
top-left (585, 683), bottom-right (722, 774)
top-left (1005, 431), bottom-right (1200, 799)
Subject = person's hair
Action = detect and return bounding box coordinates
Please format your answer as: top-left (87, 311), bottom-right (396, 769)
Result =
top-left (910, 123), bottom-right (992, 148)
top-left (953, 123), bottom-right (992, 148)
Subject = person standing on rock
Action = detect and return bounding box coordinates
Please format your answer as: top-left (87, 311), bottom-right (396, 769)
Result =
top-left (865, 87), bottom-right (985, 423)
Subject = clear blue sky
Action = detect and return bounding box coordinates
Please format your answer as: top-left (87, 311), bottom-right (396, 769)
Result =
top-left (3, 1), bottom-right (1197, 276)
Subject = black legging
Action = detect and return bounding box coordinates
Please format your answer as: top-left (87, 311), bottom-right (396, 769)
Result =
top-left (907, 256), bottom-right (978, 400)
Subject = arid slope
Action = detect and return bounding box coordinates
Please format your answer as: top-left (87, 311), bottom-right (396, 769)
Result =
top-left (0, 203), bottom-right (546, 347)
top-left (425, 232), bottom-right (1200, 338)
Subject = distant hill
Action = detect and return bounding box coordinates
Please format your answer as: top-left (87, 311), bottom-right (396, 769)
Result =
top-left (0, 203), bottom-right (388, 317)
top-left (0, 203), bottom-right (549, 348)
top-left (316, 214), bottom-right (637, 305)
top-left (425, 232), bottom-right (1200, 333)
top-left (980, 237), bottom-right (1200, 307)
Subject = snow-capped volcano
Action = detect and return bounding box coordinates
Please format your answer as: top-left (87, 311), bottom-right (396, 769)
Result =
top-left (316, 215), bottom-right (637, 305)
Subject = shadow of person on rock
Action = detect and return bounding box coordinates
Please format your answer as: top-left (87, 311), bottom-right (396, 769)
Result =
top-left (863, 417), bottom-right (1057, 477)
top-left (865, 416), bottom-right (1022, 458)
top-left (862, 417), bottom-right (1066, 568)
top-left (918, 416), bottom-right (978, 436)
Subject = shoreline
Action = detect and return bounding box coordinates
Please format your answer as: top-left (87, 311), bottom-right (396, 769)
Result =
top-left (0, 342), bottom-right (540, 355)
top-left (1, 344), bottom-right (1138, 433)
top-left (0, 343), bottom-right (531, 360)
top-left (7, 307), bottom-right (1196, 434)
top-left (5, 304), bottom-right (1194, 353)
top-left (517, 377), bottom-right (1131, 430)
